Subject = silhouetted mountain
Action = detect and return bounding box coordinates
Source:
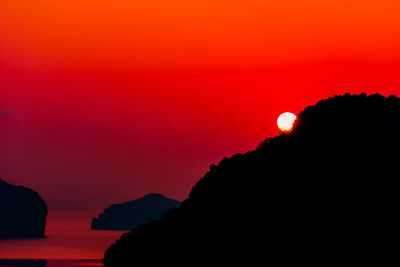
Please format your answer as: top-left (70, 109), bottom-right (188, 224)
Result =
top-left (0, 179), bottom-right (47, 238)
top-left (91, 193), bottom-right (181, 230)
top-left (103, 93), bottom-right (400, 265)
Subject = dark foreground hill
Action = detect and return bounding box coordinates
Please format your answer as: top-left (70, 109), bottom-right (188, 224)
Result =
top-left (0, 179), bottom-right (47, 238)
top-left (91, 193), bottom-right (181, 230)
top-left (103, 93), bottom-right (400, 265)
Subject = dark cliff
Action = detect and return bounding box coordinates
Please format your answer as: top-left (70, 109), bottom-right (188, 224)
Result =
top-left (0, 179), bottom-right (47, 238)
top-left (92, 193), bottom-right (180, 230)
top-left (103, 93), bottom-right (400, 265)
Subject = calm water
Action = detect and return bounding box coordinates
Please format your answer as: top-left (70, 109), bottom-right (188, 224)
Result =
top-left (0, 210), bottom-right (126, 265)
top-left (0, 259), bottom-right (102, 267)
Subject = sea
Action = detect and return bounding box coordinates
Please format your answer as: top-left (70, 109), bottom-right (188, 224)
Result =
top-left (0, 210), bottom-right (126, 267)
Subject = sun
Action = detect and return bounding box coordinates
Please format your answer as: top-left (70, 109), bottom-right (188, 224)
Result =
top-left (277, 112), bottom-right (296, 132)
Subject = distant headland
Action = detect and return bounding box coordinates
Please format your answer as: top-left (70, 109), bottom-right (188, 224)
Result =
top-left (91, 193), bottom-right (180, 230)
top-left (0, 179), bottom-right (47, 239)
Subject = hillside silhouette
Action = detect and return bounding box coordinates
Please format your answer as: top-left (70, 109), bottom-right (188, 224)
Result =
top-left (103, 93), bottom-right (400, 265)
top-left (91, 193), bottom-right (180, 230)
top-left (0, 179), bottom-right (47, 238)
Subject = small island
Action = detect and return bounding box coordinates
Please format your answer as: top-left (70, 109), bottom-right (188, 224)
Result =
top-left (0, 179), bottom-right (48, 238)
top-left (91, 193), bottom-right (181, 230)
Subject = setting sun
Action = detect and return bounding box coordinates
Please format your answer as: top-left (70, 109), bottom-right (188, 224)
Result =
top-left (277, 112), bottom-right (296, 132)
top-left (2, 0), bottom-right (400, 265)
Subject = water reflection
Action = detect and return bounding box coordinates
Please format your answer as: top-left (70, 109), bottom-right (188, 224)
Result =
top-left (0, 210), bottom-right (125, 260)
top-left (0, 260), bottom-right (103, 267)
top-left (0, 260), bottom-right (47, 267)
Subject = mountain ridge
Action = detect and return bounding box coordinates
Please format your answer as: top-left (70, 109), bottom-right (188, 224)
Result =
top-left (104, 93), bottom-right (400, 265)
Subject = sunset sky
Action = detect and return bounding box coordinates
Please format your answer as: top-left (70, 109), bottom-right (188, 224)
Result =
top-left (1, 0), bottom-right (400, 209)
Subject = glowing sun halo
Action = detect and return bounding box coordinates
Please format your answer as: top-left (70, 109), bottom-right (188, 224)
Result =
top-left (277, 112), bottom-right (296, 132)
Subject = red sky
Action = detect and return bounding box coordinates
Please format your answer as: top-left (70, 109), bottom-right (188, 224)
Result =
top-left (1, 0), bottom-right (400, 209)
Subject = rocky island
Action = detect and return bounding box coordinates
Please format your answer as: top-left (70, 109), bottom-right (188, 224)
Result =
top-left (0, 179), bottom-right (47, 238)
top-left (92, 193), bottom-right (180, 230)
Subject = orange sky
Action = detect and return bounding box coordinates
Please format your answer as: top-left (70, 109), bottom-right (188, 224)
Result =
top-left (1, 1), bottom-right (400, 208)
